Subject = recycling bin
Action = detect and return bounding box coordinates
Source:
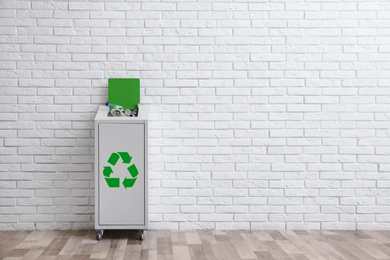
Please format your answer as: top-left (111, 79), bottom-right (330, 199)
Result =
top-left (94, 105), bottom-right (148, 241)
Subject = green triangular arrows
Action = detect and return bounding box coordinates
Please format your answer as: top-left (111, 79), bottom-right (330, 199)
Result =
top-left (123, 177), bottom-right (137, 189)
top-left (103, 166), bottom-right (113, 177)
top-left (107, 152), bottom-right (120, 166)
top-left (118, 152), bottom-right (132, 164)
top-left (105, 178), bottom-right (120, 188)
top-left (127, 164), bottom-right (138, 178)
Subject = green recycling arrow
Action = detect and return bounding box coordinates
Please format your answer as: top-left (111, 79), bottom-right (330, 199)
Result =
top-left (103, 152), bottom-right (139, 189)
top-left (118, 152), bottom-right (132, 163)
top-left (106, 178), bottom-right (120, 188)
top-left (123, 177), bottom-right (137, 189)
top-left (103, 166), bottom-right (113, 177)
top-left (127, 164), bottom-right (138, 178)
top-left (107, 152), bottom-right (120, 166)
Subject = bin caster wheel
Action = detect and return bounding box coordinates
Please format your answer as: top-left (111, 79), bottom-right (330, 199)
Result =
top-left (96, 230), bottom-right (104, 241)
top-left (139, 230), bottom-right (146, 241)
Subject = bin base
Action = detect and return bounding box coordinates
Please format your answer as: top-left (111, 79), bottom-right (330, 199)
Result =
top-left (95, 229), bottom-right (146, 241)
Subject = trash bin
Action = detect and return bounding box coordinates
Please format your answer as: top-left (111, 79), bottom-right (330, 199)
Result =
top-left (94, 79), bottom-right (148, 241)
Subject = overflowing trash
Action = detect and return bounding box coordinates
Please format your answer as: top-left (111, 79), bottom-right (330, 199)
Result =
top-left (105, 101), bottom-right (138, 117)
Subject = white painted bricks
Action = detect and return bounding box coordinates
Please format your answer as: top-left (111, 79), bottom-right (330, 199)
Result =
top-left (0, 0), bottom-right (390, 230)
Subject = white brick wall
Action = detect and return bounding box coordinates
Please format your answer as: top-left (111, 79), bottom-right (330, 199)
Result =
top-left (1, 0), bottom-right (389, 230)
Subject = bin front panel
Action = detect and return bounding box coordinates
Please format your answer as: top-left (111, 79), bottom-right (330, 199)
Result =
top-left (98, 123), bottom-right (145, 226)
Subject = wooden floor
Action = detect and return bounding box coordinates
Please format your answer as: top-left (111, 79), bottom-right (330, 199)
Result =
top-left (1, 230), bottom-right (390, 260)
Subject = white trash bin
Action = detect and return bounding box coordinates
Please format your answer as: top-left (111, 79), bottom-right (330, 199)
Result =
top-left (94, 105), bottom-right (148, 241)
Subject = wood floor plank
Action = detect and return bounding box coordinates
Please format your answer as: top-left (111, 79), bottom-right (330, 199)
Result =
top-left (340, 232), bottom-right (390, 259)
top-left (199, 230), bottom-right (218, 245)
top-left (90, 239), bottom-right (111, 259)
top-left (157, 237), bottom-right (173, 256)
top-left (188, 245), bottom-right (207, 260)
top-left (139, 249), bottom-right (148, 260)
top-left (41, 238), bottom-right (68, 256)
top-left (263, 240), bottom-right (292, 260)
top-left (217, 240), bottom-right (241, 260)
top-left (21, 248), bottom-right (45, 260)
top-left (328, 240), bottom-right (375, 260)
top-left (74, 243), bottom-right (95, 256)
top-left (289, 254), bottom-right (309, 260)
top-left (112, 239), bottom-right (127, 260)
top-left (58, 236), bottom-right (84, 256)
top-left (365, 231), bottom-right (390, 244)
top-left (202, 243), bottom-right (224, 260)
top-left (276, 241), bottom-right (302, 255)
top-left (253, 231), bottom-right (273, 241)
top-left (268, 231), bottom-right (288, 241)
top-left (228, 231), bottom-right (258, 259)
top-left (5, 249), bottom-right (29, 257)
top-left (172, 245), bottom-right (191, 260)
top-left (241, 232), bottom-right (267, 252)
top-left (305, 240), bottom-right (345, 260)
top-left (368, 242), bottom-right (390, 258)
top-left (354, 231), bottom-right (372, 239)
top-left (0, 232), bottom-right (27, 259)
top-left (171, 231), bottom-right (186, 246)
top-left (37, 256), bottom-right (57, 260)
top-left (185, 232), bottom-right (201, 245)
top-left (123, 245), bottom-right (141, 260)
top-left (254, 251), bottom-right (275, 260)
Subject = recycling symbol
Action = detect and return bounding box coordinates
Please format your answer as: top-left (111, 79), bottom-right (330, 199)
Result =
top-left (103, 152), bottom-right (138, 189)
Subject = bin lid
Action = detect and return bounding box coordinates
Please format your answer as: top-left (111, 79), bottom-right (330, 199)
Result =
top-left (108, 78), bottom-right (140, 110)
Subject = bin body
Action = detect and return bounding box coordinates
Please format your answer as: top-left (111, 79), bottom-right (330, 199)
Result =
top-left (95, 106), bottom-right (148, 230)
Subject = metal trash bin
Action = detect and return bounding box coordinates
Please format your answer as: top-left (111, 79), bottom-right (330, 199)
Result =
top-left (94, 104), bottom-right (148, 241)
